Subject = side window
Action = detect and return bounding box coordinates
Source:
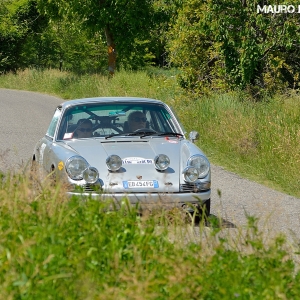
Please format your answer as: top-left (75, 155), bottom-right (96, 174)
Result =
top-left (46, 108), bottom-right (61, 137)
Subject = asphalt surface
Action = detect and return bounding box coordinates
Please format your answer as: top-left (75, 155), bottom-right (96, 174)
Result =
top-left (1, 88), bottom-right (299, 248)
top-left (0, 89), bottom-right (62, 169)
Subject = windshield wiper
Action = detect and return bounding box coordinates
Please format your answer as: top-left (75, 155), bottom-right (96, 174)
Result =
top-left (105, 131), bottom-right (155, 139)
top-left (157, 132), bottom-right (183, 137)
top-left (106, 131), bottom-right (183, 139)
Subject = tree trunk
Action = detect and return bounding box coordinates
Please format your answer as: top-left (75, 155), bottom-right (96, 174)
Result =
top-left (105, 26), bottom-right (116, 75)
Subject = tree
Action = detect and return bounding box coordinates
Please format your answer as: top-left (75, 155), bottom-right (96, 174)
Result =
top-left (167, 0), bottom-right (300, 96)
top-left (35, 20), bottom-right (108, 73)
top-left (0, 0), bottom-right (47, 72)
top-left (0, 0), bottom-right (110, 73)
top-left (148, 0), bottom-right (183, 67)
top-left (37, 0), bottom-right (157, 75)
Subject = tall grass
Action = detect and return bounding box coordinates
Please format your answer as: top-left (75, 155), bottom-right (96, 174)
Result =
top-left (0, 68), bottom-right (176, 100)
top-left (173, 92), bottom-right (300, 197)
top-left (0, 68), bottom-right (299, 197)
top-left (0, 171), bottom-right (299, 299)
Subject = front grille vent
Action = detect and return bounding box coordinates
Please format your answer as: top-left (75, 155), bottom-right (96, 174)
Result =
top-left (180, 184), bottom-right (199, 192)
top-left (83, 184), bottom-right (97, 192)
top-left (72, 184), bottom-right (102, 193)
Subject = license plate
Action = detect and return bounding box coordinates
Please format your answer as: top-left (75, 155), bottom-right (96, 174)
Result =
top-left (123, 180), bottom-right (159, 189)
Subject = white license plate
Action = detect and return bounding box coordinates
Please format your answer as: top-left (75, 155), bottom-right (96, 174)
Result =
top-left (123, 180), bottom-right (159, 189)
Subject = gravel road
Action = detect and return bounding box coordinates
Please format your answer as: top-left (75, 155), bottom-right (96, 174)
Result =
top-left (1, 88), bottom-right (299, 246)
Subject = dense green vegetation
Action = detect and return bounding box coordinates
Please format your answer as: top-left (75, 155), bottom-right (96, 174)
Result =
top-left (0, 170), bottom-right (299, 299)
top-left (0, 0), bottom-right (180, 74)
top-left (167, 0), bottom-right (300, 96)
top-left (0, 69), bottom-right (299, 198)
top-left (1, 0), bottom-right (300, 95)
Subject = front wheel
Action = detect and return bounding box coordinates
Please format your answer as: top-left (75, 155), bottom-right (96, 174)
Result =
top-left (189, 199), bottom-right (211, 224)
top-left (201, 198), bottom-right (211, 218)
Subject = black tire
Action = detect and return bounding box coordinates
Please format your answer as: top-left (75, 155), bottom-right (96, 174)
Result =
top-left (192, 199), bottom-right (211, 224)
top-left (201, 198), bottom-right (211, 218)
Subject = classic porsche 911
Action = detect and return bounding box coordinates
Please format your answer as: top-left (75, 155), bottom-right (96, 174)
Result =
top-left (32, 97), bottom-right (211, 215)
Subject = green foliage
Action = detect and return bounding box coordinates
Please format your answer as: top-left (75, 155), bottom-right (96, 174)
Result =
top-left (148, 0), bottom-right (184, 67)
top-left (167, 0), bottom-right (300, 96)
top-left (36, 22), bottom-right (108, 73)
top-left (0, 0), bottom-right (47, 72)
top-left (0, 171), bottom-right (299, 298)
top-left (0, 0), bottom-right (109, 73)
top-left (0, 0), bottom-right (182, 73)
top-left (37, 0), bottom-right (160, 70)
top-left (2, 0), bottom-right (300, 90)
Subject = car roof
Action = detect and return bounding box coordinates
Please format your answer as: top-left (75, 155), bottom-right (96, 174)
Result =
top-left (58, 97), bottom-right (166, 110)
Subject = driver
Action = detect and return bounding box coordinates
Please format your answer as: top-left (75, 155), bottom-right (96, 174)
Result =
top-left (127, 111), bottom-right (147, 132)
top-left (74, 119), bottom-right (93, 138)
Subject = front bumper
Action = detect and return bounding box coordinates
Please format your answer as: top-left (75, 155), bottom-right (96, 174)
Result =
top-left (66, 189), bottom-right (211, 211)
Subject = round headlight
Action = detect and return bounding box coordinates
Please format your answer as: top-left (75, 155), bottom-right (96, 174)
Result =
top-left (154, 154), bottom-right (170, 171)
top-left (65, 156), bottom-right (88, 180)
top-left (106, 155), bottom-right (122, 171)
top-left (187, 155), bottom-right (210, 178)
top-left (183, 166), bottom-right (199, 182)
top-left (83, 167), bottom-right (99, 184)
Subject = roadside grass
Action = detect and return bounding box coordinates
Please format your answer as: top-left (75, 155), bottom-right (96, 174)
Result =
top-left (0, 170), bottom-right (299, 299)
top-left (0, 68), bottom-right (299, 198)
top-left (173, 92), bottom-right (300, 197)
top-left (0, 68), bottom-right (174, 100)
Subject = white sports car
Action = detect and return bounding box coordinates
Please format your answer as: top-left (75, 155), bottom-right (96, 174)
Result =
top-left (33, 97), bottom-right (211, 216)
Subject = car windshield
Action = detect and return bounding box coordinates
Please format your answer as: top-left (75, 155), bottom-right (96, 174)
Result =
top-left (56, 102), bottom-right (181, 140)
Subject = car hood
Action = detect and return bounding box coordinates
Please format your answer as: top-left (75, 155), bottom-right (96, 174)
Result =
top-left (62, 137), bottom-right (204, 192)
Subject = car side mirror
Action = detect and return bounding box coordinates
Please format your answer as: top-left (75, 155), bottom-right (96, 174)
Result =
top-left (189, 131), bottom-right (199, 143)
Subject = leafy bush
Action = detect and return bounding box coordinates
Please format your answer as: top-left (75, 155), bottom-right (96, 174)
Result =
top-left (167, 0), bottom-right (300, 97)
